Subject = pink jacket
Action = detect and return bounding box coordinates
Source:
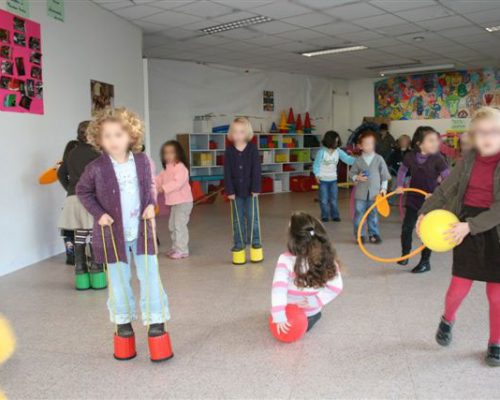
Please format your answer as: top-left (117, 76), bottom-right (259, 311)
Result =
top-left (156, 162), bottom-right (193, 206)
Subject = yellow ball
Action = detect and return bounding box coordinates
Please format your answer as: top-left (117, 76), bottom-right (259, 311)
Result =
top-left (0, 316), bottom-right (15, 365)
top-left (420, 209), bottom-right (460, 252)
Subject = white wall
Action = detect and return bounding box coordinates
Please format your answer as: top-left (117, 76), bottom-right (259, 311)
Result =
top-left (0, 1), bottom-right (144, 276)
top-left (147, 59), bottom-right (335, 166)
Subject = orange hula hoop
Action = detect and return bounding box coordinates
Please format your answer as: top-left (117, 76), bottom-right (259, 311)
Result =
top-left (357, 188), bottom-right (428, 263)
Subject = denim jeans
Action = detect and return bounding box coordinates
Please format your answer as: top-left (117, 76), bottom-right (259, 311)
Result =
top-left (231, 196), bottom-right (261, 250)
top-left (106, 240), bottom-right (170, 325)
top-left (319, 180), bottom-right (339, 220)
top-left (353, 199), bottom-right (380, 237)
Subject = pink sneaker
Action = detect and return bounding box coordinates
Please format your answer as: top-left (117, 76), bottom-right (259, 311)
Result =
top-left (166, 249), bottom-right (176, 257)
top-left (168, 251), bottom-right (189, 260)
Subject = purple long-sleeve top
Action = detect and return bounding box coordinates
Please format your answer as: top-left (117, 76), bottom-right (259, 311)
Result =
top-left (76, 152), bottom-right (156, 264)
top-left (396, 151), bottom-right (449, 210)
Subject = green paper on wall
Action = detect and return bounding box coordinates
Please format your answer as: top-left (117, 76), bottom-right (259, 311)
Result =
top-left (47, 0), bottom-right (64, 22)
top-left (6, 0), bottom-right (29, 17)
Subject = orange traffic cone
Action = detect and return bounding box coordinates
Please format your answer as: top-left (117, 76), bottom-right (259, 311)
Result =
top-left (304, 112), bottom-right (312, 133)
top-left (278, 111), bottom-right (288, 133)
top-left (191, 180), bottom-right (205, 202)
top-left (296, 113), bottom-right (303, 133)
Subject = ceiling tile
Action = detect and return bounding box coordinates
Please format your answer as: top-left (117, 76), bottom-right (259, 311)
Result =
top-left (369, 0), bottom-right (438, 13)
top-left (243, 35), bottom-right (292, 46)
top-left (439, 0), bottom-right (500, 15)
top-left (466, 8), bottom-right (500, 24)
top-left (133, 19), bottom-right (169, 33)
top-left (252, 20), bottom-right (302, 34)
top-left (212, 11), bottom-right (258, 23)
top-left (113, 4), bottom-right (162, 20)
top-left (395, 5), bottom-right (455, 22)
top-left (336, 29), bottom-right (383, 41)
top-left (292, 0), bottom-right (359, 10)
top-left (353, 13), bottom-right (407, 29)
top-left (416, 15), bottom-right (473, 31)
top-left (161, 28), bottom-right (202, 40)
top-left (147, 1), bottom-right (196, 10)
top-left (250, 2), bottom-right (311, 18)
top-left (215, 27), bottom-right (261, 40)
top-left (312, 21), bottom-right (364, 35)
top-left (281, 12), bottom-right (335, 28)
top-left (439, 26), bottom-right (487, 39)
top-left (324, 2), bottom-right (385, 20)
top-left (211, 1), bottom-right (274, 10)
top-left (140, 10), bottom-right (202, 26)
top-left (174, 1), bottom-right (234, 18)
top-left (358, 37), bottom-right (405, 48)
top-left (188, 34), bottom-right (232, 45)
top-left (276, 28), bottom-right (327, 41)
top-left (92, 0), bottom-right (134, 10)
top-left (375, 23), bottom-right (424, 36)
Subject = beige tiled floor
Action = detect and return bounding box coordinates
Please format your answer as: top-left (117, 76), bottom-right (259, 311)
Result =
top-left (1, 191), bottom-right (498, 399)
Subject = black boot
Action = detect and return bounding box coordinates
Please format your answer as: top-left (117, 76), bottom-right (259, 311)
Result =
top-left (117, 323), bottom-right (134, 338)
top-left (74, 243), bottom-right (90, 290)
top-left (89, 244), bottom-right (107, 290)
top-left (486, 344), bottom-right (500, 367)
top-left (411, 259), bottom-right (431, 273)
top-left (397, 255), bottom-right (409, 266)
top-left (148, 323), bottom-right (165, 337)
top-left (436, 316), bottom-right (454, 346)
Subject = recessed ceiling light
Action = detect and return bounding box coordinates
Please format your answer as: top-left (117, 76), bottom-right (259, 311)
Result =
top-left (201, 15), bottom-right (272, 35)
top-left (485, 25), bottom-right (500, 32)
top-left (379, 63), bottom-right (455, 76)
top-left (301, 46), bottom-right (368, 57)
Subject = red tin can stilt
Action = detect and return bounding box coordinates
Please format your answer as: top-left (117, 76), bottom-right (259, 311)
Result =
top-left (148, 332), bottom-right (174, 362)
top-left (113, 334), bottom-right (137, 360)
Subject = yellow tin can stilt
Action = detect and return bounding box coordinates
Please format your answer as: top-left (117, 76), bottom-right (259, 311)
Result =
top-left (250, 196), bottom-right (264, 263)
top-left (232, 248), bottom-right (247, 265)
top-left (230, 200), bottom-right (247, 265)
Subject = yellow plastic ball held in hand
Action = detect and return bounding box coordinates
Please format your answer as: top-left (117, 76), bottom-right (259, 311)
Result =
top-left (419, 209), bottom-right (460, 252)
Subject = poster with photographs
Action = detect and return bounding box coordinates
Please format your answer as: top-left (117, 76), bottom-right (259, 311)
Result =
top-left (263, 90), bottom-right (274, 112)
top-left (0, 9), bottom-right (43, 114)
top-left (90, 80), bottom-right (114, 116)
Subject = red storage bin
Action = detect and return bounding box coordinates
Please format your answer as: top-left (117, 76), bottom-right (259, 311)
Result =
top-left (290, 176), bottom-right (314, 192)
top-left (261, 177), bottom-right (273, 193)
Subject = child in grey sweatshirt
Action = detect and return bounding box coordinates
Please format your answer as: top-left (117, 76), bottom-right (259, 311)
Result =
top-left (349, 130), bottom-right (391, 244)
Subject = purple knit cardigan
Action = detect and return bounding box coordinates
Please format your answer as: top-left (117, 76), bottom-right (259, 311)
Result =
top-left (76, 152), bottom-right (156, 264)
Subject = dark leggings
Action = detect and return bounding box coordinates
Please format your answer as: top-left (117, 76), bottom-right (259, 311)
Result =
top-left (307, 312), bottom-right (322, 332)
top-left (401, 207), bottom-right (431, 262)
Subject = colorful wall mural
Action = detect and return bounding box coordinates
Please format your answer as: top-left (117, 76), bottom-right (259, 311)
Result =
top-left (374, 68), bottom-right (500, 120)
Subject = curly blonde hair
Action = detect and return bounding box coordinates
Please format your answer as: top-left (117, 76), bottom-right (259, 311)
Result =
top-left (86, 107), bottom-right (144, 153)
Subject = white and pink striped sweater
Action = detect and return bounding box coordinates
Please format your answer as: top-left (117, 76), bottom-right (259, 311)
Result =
top-left (271, 252), bottom-right (343, 323)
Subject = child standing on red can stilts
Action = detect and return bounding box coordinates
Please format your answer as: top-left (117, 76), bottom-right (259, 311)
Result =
top-left (418, 107), bottom-right (500, 367)
top-left (77, 107), bottom-right (172, 361)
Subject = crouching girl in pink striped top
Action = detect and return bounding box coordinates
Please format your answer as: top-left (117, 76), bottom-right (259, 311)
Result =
top-left (271, 212), bottom-right (343, 335)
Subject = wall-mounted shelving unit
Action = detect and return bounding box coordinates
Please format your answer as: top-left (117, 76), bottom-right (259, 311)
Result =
top-left (177, 132), bottom-right (322, 194)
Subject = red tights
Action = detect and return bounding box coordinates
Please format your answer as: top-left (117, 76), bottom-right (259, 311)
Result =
top-left (444, 276), bottom-right (500, 344)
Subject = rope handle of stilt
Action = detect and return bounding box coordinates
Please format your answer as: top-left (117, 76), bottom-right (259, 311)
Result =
top-left (230, 199), bottom-right (245, 248)
top-left (250, 195), bottom-right (262, 246)
top-left (143, 218), bottom-right (167, 333)
top-left (101, 224), bottom-right (132, 334)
